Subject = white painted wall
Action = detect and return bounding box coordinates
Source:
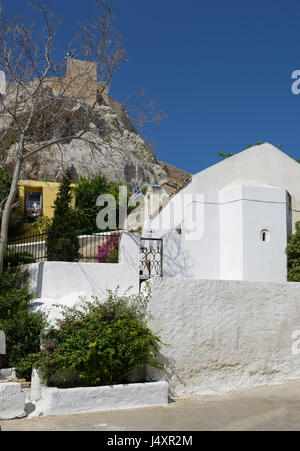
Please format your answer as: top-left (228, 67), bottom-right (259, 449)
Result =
top-left (161, 185), bottom-right (289, 282)
top-left (242, 187), bottom-right (289, 282)
top-left (0, 383), bottom-right (26, 420)
top-left (29, 232), bottom-right (140, 301)
top-left (192, 143), bottom-right (300, 228)
top-left (220, 185), bottom-right (288, 282)
top-left (147, 144), bottom-right (298, 283)
top-left (31, 382), bottom-right (169, 417)
top-left (146, 277), bottom-right (300, 397)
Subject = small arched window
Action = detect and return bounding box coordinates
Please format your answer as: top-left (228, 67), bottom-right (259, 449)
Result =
top-left (261, 229), bottom-right (270, 243)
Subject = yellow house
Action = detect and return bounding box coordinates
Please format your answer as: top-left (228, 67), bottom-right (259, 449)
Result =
top-left (18, 180), bottom-right (75, 234)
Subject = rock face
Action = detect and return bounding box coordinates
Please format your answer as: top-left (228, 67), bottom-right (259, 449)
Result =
top-left (20, 103), bottom-right (169, 187)
top-left (14, 100), bottom-right (168, 186)
top-left (3, 59), bottom-right (191, 190)
top-left (159, 161), bottom-right (192, 195)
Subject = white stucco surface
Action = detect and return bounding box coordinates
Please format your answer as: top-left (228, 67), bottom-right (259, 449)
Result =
top-left (30, 382), bottom-right (169, 417)
top-left (28, 233), bottom-right (140, 319)
top-left (0, 368), bottom-right (16, 380)
top-left (219, 185), bottom-right (289, 281)
top-left (145, 143), bottom-right (300, 283)
top-left (192, 143), bottom-right (300, 227)
top-left (146, 277), bottom-right (300, 397)
top-left (0, 383), bottom-right (26, 420)
top-left (30, 368), bottom-right (45, 402)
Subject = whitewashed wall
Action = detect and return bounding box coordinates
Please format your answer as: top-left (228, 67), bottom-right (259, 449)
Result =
top-left (146, 277), bottom-right (300, 397)
top-left (220, 185), bottom-right (289, 282)
top-left (159, 184), bottom-right (289, 282)
top-left (145, 143), bottom-right (300, 283)
top-left (29, 232), bottom-right (140, 301)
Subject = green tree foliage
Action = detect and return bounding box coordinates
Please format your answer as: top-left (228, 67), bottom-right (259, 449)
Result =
top-left (218, 152), bottom-right (234, 159)
top-left (3, 251), bottom-right (35, 270)
top-left (0, 167), bottom-right (12, 200)
top-left (74, 173), bottom-right (111, 234)
top-left (0, 268), bottom-right (46, 378)
top-left (17, 289), bottom-right (163, 387)
top-left (74, 173), bottom-right (133, 234)
top-left (46, 169), bottom-right (80, 262)
top-left (287, 222), bottom-right (300, 282)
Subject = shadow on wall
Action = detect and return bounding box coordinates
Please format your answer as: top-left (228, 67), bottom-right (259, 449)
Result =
top-left (119, 232), bottom-right (141, 272)
top-left (163, 233), bottom-right (194, 278)
top-left (146, 351), bottom-right (180, 401)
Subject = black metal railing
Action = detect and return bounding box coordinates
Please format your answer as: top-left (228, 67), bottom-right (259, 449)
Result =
top-left (140, 237), bottom-right (163, 283)
top-left (6, 232), bottom-right (120, 264)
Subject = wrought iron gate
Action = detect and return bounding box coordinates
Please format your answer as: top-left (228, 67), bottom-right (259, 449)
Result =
top-left (139, 238), bottom-right (163, 286)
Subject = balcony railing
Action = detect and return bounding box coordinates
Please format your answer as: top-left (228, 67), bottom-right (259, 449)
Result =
top-left (6, 232), bottom-right (121, 264)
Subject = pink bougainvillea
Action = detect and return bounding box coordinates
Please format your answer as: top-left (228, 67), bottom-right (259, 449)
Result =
top-left (95, 233), bottom-right (120, 263)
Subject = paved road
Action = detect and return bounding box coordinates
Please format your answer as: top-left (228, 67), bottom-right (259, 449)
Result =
top-left (2, 380), bottom-right (300, 431)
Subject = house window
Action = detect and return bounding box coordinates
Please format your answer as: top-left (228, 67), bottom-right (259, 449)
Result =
top-left (261, 229), bottom-right (269, 243)
top-left (25, 191), bottom-right (43, 222)
top-left (175, 226), bottom-right (182, 235)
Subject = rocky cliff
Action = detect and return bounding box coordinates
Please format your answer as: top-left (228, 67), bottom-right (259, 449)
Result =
top-left (3, 59), bottom-right (191, 191)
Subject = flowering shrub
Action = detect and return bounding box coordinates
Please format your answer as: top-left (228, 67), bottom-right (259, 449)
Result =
top-left (16, 288), bottom-right (163, 387)
top-left (95, 233), bottom-right (120, 263)
top-left (287, 221), bottom-right (300, 282)
top-left (0, 268), bottom-right (46, 379)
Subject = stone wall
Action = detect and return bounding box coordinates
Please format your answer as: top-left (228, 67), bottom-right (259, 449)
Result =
top-left (45, 59), bottom-right (99, 104)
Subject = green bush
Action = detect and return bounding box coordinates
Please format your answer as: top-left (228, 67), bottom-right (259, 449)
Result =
top-left (287, 221), bottom-right (300, 282)
top-left (17, 290), bottom-right (162, 386)
top-left (46, 169), bottom-right (80, 262)
top-left (74, 172), bottom-right (135, 234)
top-left (0, 269), bottom-right (46, 379)
top-left (4, 251), bottom-right (35, 270)
top-left (74, 173), bottom-right (111, 234)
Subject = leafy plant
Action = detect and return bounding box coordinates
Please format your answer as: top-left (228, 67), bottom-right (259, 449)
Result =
top-left (32, 215), bottom-right (52, 234)
top-left (287, 221), bottom-right (300, 282)
top-left (218, 152), bottom-right (234, 159)
top-left (74, 172), bottom-right (133, 234)
top-left (4, 251), bottom-right (35, 270)
top-left (17, 289), bottom-right (162, 386)
top-left (46, 169), bottom-right (80, 262)
top-left (74, 173), bottom-right (111, 234)
top-left (0, 268), bottom-right (46, 378)
top-left (102, 135), bottom-right (112, 144)
top-left (93, 233), bottom-right (120, 263)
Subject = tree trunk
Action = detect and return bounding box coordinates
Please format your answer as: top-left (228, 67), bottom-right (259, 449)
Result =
top-left (0, 157), bottom-right (22, 274)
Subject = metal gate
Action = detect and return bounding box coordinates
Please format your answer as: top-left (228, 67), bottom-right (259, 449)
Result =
top-left (139, 237), bottom-right (163, 286)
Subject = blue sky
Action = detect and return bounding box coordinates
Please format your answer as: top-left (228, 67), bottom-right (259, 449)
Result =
top-left (3, 0), bottom-right (300, 174)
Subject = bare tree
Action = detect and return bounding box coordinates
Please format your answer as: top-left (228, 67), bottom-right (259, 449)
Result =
top-left (0, 0), bottom-right (127, 273)
top-left (123, 89), bottom-right (165, 138)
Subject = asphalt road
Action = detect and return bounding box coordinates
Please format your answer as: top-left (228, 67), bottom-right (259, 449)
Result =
top-left (2, 380), bottom-right (300, 431)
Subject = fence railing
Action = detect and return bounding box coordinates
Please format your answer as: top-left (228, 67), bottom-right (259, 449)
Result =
top-left (140, 237), bottom-right (163, 283)
top-left (6, 232), bottom-right (121, 264)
